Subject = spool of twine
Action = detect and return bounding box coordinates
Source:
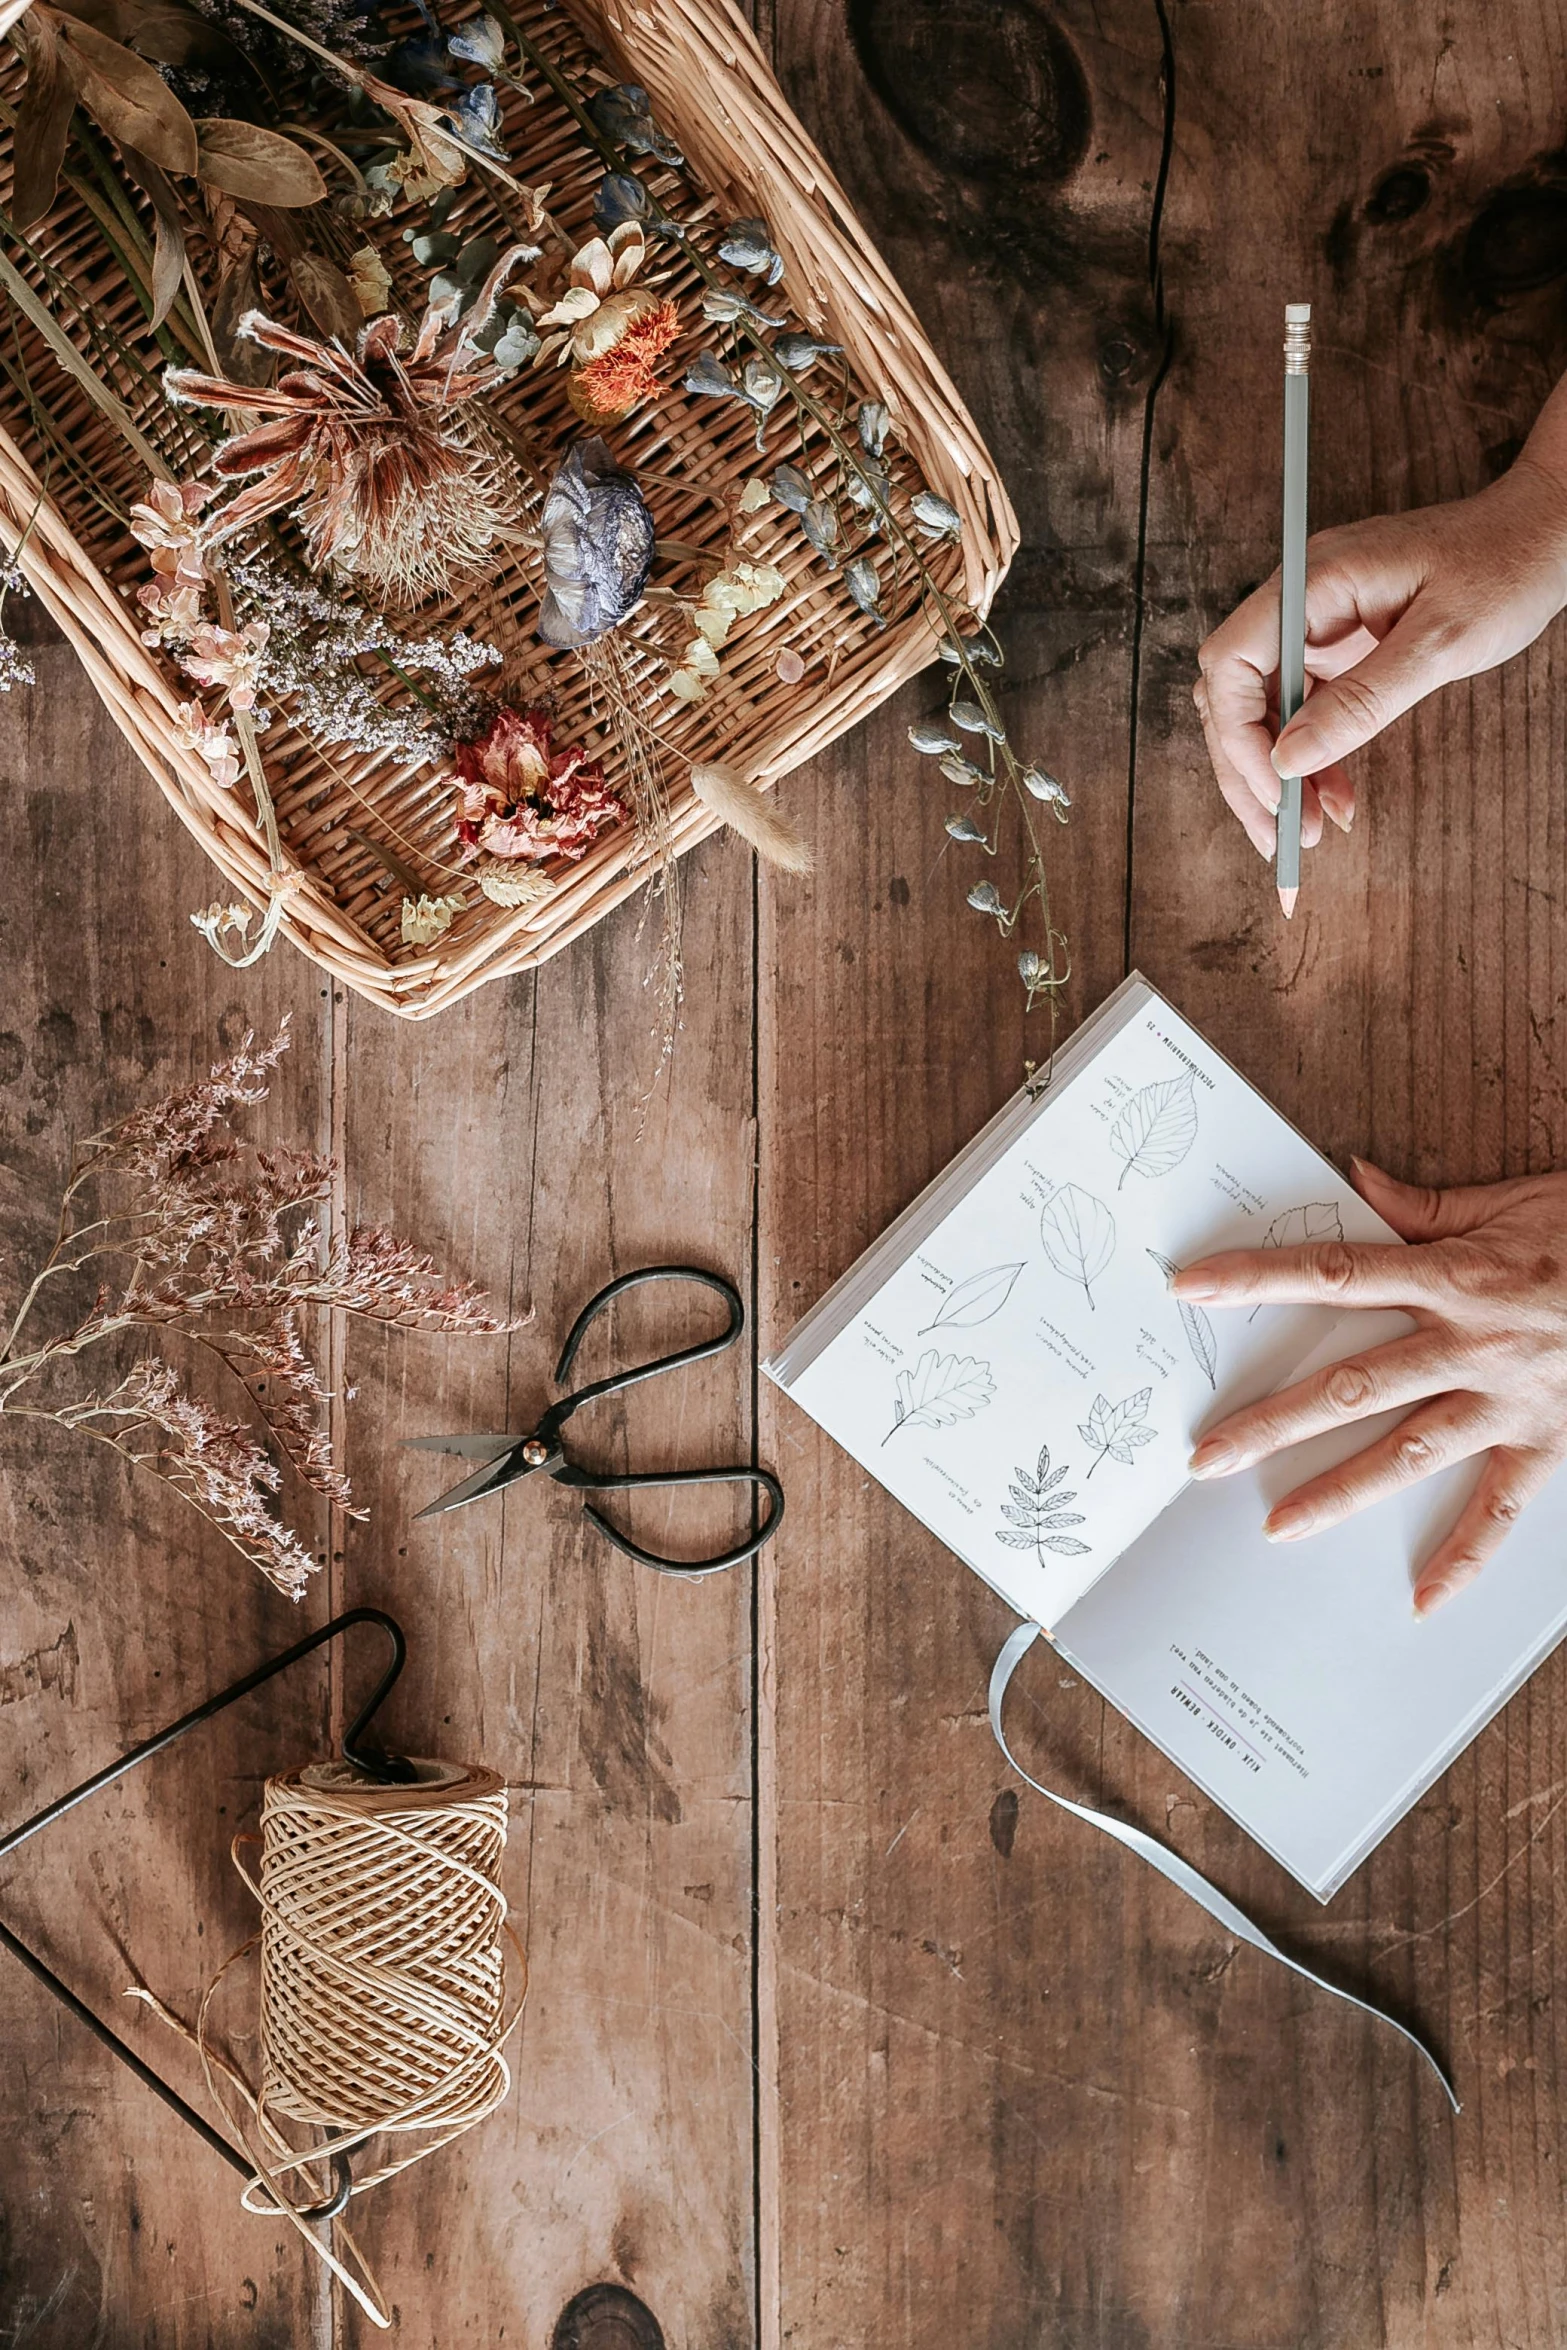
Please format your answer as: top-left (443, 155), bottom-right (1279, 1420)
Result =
top-left (131, 1754), bottom-right (525, 2330)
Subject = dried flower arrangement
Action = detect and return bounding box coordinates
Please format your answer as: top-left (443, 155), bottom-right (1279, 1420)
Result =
top-left (0, 1023), bottom-right (511, 1596)
top-left (0, 0), bottom-right (1045, 1031)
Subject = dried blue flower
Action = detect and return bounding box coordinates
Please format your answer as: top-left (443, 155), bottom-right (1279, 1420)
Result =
top-left (1017, 949), bottom-right (1042, 985)
top-left (938, 750), bottom-right (984, 786)
top-left (537, 437), bottom-right (656, 650)
top-left (800, 498), bottom-right (839, 562)
top-left (383, 31), bottom-right (460, 91)
top-left (911, 490), bottom-right (963, 540)
top-left (685, 351), bottom-right (738, 400)
top-left (858, 400), bottom-right (890, 457)
top-left (908, 719), bottom-right (959, 755)
top-left (594, 171), bottom-right (650, 229)
top-left (452, 83), bottom-right (507, 160)
top-left (702, 289), bottom-right (785, 329)
top-left (950, 699), bottom-right (1004, 741)
top-left (946, 813), bottom-right (988, 842)
top-left (719, 216), bottom-right (784, 284)
top-left (772, 330), bottom-right (841, 373)
top-left (938, 632), bottom-right (1002, 668)
top-left (591, 83), bottom-right (684, 164)
top-left (448, 11), bottom-right (505, 69)
top-left (740, 353), bottom-right (783, 447)
top-left (769, 463), bottom-right (811, 514)
top-left (967, 881), bottom-right (1006, 917)
top-left (843, 553), bottom-right (885, 627)
top-left (843, 456), bottom-right (890, 516)
top-left (1023, 767), bottom-right (1071, 807)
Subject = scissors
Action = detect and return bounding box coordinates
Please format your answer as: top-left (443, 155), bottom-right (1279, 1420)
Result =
top-left (404, 1264), bottom-right (783, 1578)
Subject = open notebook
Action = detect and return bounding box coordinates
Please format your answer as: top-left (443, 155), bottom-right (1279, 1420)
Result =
top-left (766, 973), bottom-right (1567, 1901)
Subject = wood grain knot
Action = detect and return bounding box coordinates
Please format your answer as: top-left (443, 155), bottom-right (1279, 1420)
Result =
top-left (552, 2284), bottom-right (666, 2350)
top-left (1364, 165), bottom-right (1431, 225)
top-left (1464, 185), bottom-right (1567, 301)
top-left (848, 0), bottom-right (1090, 187)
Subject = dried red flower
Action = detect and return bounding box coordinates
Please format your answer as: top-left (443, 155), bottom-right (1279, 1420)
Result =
top-left (453, 705), bottom-right (624, 865)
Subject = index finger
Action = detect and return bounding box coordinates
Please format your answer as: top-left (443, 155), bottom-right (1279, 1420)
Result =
top-left (1173, 1239), bottom-right (1442, 1311)
top-left (1196, 575), bottom-right (1287, 819)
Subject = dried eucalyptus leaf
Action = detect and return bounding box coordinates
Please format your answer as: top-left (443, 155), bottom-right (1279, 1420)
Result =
top-left (769, 463), bottom-right (811, 514)
top-left (60, 14), bottom-right (198, 174)
top-left (12, 10), bottom-right (78, 230)
top-left (195, 119), bottom-right (326, 206)
top-left (408, 228), bottom-right (460, 265)
top-left (119, 141), bottom-right (185, 326)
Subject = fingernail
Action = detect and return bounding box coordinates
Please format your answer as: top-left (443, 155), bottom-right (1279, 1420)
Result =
top-left (1189, 1439), bottom-right (1238, 1477)
top-left (1413, 1579), bottom-right (1450, 1617)
top-left (1327, 800), bottom-right (1354, 835)
top-left (1264, 1506), bottom-right (1310, 1542)
top-left (1175, 1273), bottom-right (1218, 1301)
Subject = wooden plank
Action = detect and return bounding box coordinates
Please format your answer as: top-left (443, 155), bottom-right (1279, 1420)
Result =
top-left (756, 2), bottom-right (1163, 2342)
top-left (1125, 6), bottom-right (1567, 2343)
top-left (332, 836), bottom-right (759, 2343)
top-left (0, 627), bottom-right (330, 2345)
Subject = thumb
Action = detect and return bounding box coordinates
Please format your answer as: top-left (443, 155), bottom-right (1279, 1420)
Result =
top-left (1273, 609), bottom-right (1449, 777)
top-left (1351, 1157), bottom-right (1533, 1240)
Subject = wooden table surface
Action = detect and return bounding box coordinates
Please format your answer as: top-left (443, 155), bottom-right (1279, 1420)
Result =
top-left (5, 2), bottom-right (1567, 2343)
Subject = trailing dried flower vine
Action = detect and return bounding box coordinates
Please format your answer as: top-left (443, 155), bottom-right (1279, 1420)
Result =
top-left (0, 1023), bottom-right (513, 1597)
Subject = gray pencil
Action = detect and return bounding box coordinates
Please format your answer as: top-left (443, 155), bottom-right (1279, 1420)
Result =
top-left (1275, 302), bottom-right (1311, 918)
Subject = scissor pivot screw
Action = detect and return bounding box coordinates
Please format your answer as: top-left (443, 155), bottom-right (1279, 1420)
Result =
top-left (522, 1440), bottom-right (550, 1466)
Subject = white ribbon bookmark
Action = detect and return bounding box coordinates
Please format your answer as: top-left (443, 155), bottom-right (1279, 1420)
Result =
top-left (989, 1623), bottom-right (1460, 2113)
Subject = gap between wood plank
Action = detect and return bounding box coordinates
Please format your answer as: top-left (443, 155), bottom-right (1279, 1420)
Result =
top-left (1122, 0), bottom-right (1179, 980)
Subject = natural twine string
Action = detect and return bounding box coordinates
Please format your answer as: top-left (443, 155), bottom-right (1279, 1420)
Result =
top-left (129, 1758), bottom-right (527, 2330)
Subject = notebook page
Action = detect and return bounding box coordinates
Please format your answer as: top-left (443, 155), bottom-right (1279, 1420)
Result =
top-left (1053, 1311), bottom-right (1567, 1898)
top-left (773, 989), bottom-right (1395, 1627)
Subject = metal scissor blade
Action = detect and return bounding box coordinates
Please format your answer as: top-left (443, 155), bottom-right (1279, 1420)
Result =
top-left (402, 1434), bottom-right (518, 1460)
top-left (413, 1452), bottom-right (527, 1519)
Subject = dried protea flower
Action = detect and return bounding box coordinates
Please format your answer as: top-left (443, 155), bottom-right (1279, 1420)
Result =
top-left (454, 704), bottom-right (624, 865)
top-left (537, 437), bottom-right (655, 649)
top-left (165, 268), bottom-right (535, 606)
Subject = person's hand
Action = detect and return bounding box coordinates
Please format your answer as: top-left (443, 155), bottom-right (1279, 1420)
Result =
top-left (1172, 1161), bottom-right (1567, 1613)
top-left (1193, 457), bottom-right (1567, 858)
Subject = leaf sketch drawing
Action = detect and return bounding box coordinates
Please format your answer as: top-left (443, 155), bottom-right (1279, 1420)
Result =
top-left (919, 1261), bottom-right (1024, 1335)
top-left (1077, 1387), bottom-right (1158, 1477)
top-left (996, 1442), bottom-right (1090, 1563)
top-left (1039, 1183), bottom-right (1116, 1310)
top-left (1249, 1200), bottom-right (1344, 1319)
top-left (884, 1349), bottom-right (995, 1445)
top-left (1109, 1069), bottom-right (1199, 1189)
top-left (1147, 1248), bottom-right (1218, 1387)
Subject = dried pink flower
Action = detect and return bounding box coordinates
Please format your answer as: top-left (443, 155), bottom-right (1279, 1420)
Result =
top-left (128, 479), bottom-right (212, 586)
top-left (0, 1022), bottom-right (520, 1595)
top-left (181, 620), bottom-right (269, 712)
top-left (172, 701), bottom-right (242, 789)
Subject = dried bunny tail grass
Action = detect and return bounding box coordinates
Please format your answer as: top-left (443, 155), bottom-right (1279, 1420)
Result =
top-left (689, 762), bottom-right (813, 874)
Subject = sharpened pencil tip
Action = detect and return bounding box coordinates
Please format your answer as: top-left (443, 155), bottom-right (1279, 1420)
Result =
top-left (1277, 886), bottom-right (1298, 919)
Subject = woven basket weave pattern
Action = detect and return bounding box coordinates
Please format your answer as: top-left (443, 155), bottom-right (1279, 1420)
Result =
top-left (0, 0), bottom-right (1017, 1016)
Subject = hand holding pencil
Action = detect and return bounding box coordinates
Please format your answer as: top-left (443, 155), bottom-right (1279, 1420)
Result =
top-left (1193, 332), bottom-right (1567, 872)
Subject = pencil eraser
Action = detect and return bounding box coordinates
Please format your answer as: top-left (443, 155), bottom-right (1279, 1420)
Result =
top-left (1284, 302), bottom-right (1312, 322)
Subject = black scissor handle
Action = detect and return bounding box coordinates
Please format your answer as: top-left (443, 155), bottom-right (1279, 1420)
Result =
top-left (547, 1266), bottom-right (744, 1436)
top-left (559, 1462), bottom-right (784, 1577)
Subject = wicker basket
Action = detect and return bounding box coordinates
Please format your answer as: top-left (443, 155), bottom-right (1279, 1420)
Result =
top-left (0, 0), bottom-right (1016, 1018)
